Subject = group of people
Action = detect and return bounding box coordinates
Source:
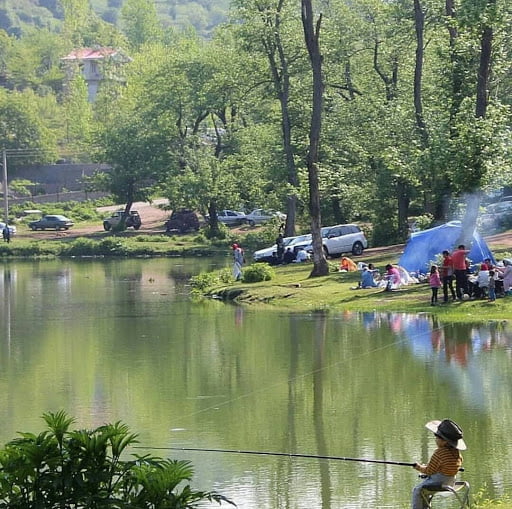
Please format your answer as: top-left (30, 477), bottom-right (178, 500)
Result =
top-left (348, 261), bottom-right (405, 290)
top-left (273, 233), bottom-right (310, 265)
top-left (428, 244), bottom-right (512, 305)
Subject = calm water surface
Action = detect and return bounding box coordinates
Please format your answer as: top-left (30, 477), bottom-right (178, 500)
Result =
top-left (1, 258), bottom-right (512, 508)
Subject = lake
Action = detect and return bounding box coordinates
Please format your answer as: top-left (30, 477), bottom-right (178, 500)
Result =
top-left (1, 258), bottom-right (511, 508)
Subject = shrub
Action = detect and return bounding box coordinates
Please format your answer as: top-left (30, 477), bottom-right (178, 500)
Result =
top-left (242, 263), bottom-right (275, 283)
top-left (97, 238), bottom-right (128, 255)
top-left (60, 238), bottom-right (98, 256)
top-left (190, 271), bottom-right (221, 293)
top-left (0, 411), bottom-right (234, 508)
top-left (203, 222), bottom-right (229, 240)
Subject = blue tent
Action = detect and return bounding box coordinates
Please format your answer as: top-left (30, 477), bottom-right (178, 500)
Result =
top-left (398, 221), bottom-right (495, 274)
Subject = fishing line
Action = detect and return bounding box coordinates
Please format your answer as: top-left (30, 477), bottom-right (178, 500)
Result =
top-left (166, 316), bottom-right (446, 427)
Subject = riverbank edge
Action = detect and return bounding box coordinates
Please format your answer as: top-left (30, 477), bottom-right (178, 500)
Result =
top-left (206, 246), bottom-right (512, 323)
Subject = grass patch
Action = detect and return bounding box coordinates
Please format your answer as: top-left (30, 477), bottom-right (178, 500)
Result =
top-left (208, 253), bottom-right (512, 322)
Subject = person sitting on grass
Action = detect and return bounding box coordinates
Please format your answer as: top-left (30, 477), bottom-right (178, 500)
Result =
top-left (294, 247), bottom-right (310, 263)
top-left (339, 256), bottom-right (357, 272)
top-left (384, 264), bottom-right (401, 291)
top-left (360, 266), bottom-right (378, 288)
top-left (283, 247), bottom-right (296, 264)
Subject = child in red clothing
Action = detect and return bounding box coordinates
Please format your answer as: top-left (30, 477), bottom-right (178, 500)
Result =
top-left (429, 265), bottom-right (442, 306)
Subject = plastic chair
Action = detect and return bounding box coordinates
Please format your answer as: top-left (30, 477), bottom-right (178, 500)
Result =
top-left (421, 480), bottom-right (471, 508)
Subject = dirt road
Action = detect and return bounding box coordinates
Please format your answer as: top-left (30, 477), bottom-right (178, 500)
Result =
top-left (14, 200), bottom-right (512, 250)
top-left (17, 200), bottom-right (170, 240)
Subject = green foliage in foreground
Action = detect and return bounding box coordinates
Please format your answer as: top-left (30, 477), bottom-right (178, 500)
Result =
top-left (0, 410), bottom-right (234, 508)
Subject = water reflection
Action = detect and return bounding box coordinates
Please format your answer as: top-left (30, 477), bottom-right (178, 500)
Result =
top-left (1, 260), bottom-right (512, 507)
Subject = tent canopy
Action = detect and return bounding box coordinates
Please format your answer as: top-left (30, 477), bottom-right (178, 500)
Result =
top-left (398, 221), bottom-right (495, 274)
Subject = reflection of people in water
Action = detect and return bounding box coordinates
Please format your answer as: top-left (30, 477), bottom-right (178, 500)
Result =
top-left (234, 306), bottom-right (244, 327)
top-left (443, 323), bottom-right (471, 366)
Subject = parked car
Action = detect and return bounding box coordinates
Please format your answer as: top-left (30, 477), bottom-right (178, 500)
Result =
top-left (486, 200), bottom-right (512, 215)
top-left (245, 209), bottom-right (286, 226)
top-left (28, 215), bottom-right (74, 231)
top-left (0, 222), bottom-right (16, 236)
top-left (206, 210), bottom-right (247, 226)
top-left (165, 209), bottom-right (200, 233)
top-left (103, 210), bottom-right (141, 231)
top-left (253, 234), bottom-right (312, 262)
top-left (293, 224), bottom-right (368, 257)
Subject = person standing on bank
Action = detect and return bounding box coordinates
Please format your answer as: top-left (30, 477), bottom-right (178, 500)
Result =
top-left (276, 233), bottom-right (285, 262)
top-left (232, 243), bottom-right (245, 281)
top-left (429, 265), bottom-right (442, 306)
top-left (441, 250), bottom-right (456, 302)
top-left (451, 245), bottom-right (470, 300)
top-left (2, 225), bottom-right (10, 243)
top-left (412, 419), bottom-right (466, 509)
top-left (488, 270), bottom-right (496, 302)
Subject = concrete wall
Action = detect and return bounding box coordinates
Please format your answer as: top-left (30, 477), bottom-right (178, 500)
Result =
top-left (8, 163), bottom-right (111, 193)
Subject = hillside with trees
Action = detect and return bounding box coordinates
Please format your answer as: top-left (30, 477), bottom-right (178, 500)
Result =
top-left (0, 0), bottom-right (511, 254)
top-left (0, 0), bottom-right (229, 38)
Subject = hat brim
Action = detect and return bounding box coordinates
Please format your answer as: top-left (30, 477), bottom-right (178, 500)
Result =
top-left (425, 420), bottom-right (467, 450)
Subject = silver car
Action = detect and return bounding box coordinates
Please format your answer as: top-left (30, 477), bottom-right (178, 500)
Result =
top-left (293, 224), bottom-right (368, 257)
top-left (253, 234), bottom-right (311, 262)
top-left (28, 215), bottom-right (74, 231)
top-left (216, 210), bottom-right (247, 226)
top-left (245, 209), bottom-right (286, 226)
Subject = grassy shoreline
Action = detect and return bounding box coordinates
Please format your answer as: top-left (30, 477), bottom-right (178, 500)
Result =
top-left (208, 241), bottom-right (512, 323)
top-left (3, 229), bottom-right (512, 324)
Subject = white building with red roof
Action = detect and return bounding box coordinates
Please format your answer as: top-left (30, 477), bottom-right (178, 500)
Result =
top-left (61, 47), bottom-right (131, 102)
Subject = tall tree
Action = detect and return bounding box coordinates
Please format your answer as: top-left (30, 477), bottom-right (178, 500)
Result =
top-left (231, 0), bottom-right (305, 237)
top-left (301, 0), bottom-right (328, 277)
top-left (121, 0), bottom-right (163, 50)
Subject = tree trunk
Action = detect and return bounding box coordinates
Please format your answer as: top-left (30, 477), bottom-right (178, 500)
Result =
top-left (396, 178), bottom-right (410, 240)
top-left (301, 0), bottom-right (328, 277)
top-left (475, 4), bottom-right (494, 119)
top-left (207, 201), bottom-right (220, 236)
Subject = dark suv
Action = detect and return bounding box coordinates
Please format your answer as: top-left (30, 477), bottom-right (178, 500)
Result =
top-left (165, 209), bottom-right (200, 233)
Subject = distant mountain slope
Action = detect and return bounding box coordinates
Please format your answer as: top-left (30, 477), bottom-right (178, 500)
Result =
top-left (0, 0), bottom-right (230, 38)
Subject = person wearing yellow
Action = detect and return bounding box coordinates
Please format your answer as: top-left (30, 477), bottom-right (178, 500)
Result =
top-left (412, 419), bottom-right (466, 509)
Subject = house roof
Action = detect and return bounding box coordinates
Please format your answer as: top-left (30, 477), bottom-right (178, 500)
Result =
top-left (61, 48), bottom-right (131, 62)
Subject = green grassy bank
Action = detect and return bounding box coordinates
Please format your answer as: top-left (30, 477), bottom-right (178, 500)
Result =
top-left (0, 233), bottom-right (227, 258)
top-left (207, 244), bottom-right (512, 323)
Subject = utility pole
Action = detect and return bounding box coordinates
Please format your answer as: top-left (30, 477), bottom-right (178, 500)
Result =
top-left (2, 148), bottom-right (7, 224)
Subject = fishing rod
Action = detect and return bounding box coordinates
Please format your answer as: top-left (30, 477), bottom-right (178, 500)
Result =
top-left (165, 447), bottom-right (416, 467)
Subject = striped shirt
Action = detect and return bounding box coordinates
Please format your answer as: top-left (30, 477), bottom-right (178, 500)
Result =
top-left (424, 446), bottom-right (462, 476)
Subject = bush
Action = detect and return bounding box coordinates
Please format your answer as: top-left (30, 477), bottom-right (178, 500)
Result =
top-left (0, 411), bottom-right (234, 508)
top-left (190, 271), bottom-right (221, 292)
top-left (60, 238), bottom-right (98, 256)
top-left (242, 263), bottom-right (275, 283)
top-left (97, 238), bottom-right (128, 255)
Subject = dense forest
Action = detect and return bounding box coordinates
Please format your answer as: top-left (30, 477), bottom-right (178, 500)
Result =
top-left (0, 0), bottom-right (511, 248)
top-left (0, 0), bottom-right (229, 38)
